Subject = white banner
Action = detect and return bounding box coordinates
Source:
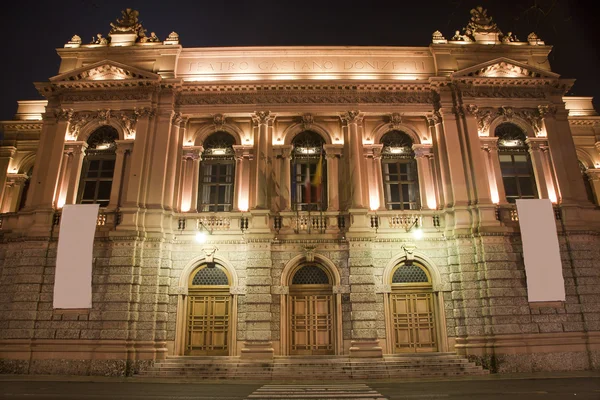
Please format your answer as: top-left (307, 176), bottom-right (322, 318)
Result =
top-left (516, 199), bottom-right (565, 302)
top-left (53, 204), bottom-right (99, 309)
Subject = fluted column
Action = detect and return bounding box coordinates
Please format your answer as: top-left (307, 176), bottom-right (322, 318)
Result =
top-left (163, 114), bottom-right (187, 211)
top-left (63, 141), bottom-right (88, 206)
top-left (362, 144), bottom-right (383, 210)
top-left (106, 140), bottom-right (133, 210)
top-left (178, 147), bottom-right (200, 212)
top-left (252, 111), bottom-right (275, 210)
top-left (481, 137), bottom-right (506, 204)
top-left (463, 106), bottom-right (493, 204)
top-left (431, 113), bottom-right (453, 207)
top-left (122, 109), bottom-right (154, 208)
top-left (526, 138), bottom-right (553, 201)
top-left (54, 148), bottom-right (72, 208)
top-left (272, 145), bottom-right (292, 211)
top-left (323, 144), bottom-right (343, 211)
top-left (341, 111), bottom-right (365, 208)
top-left (189, 147), bottom-right (202, 213)
top-left (233, 145), bottom-right (253, 212)
top-left (413, 144), bottom-right (437, 210)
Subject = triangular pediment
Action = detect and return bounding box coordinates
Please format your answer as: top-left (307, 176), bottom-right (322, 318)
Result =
top-left (50, 60), bottom-right (160, 82)
top-left (452, 57), bottom-right (560, 79)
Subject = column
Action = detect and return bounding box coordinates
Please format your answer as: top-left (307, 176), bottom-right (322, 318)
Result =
top-left (541, 105), bottom-right (590, 205)
top-left (362, 144), bottom-right (382, 210)
top-left (189, 148), bottom-right (202, 213)
top-left (587, 169), bottom-right (600, 205)
top-left (252, 111), bottom-right (275, 210)
top-left (54, 148), bottom-right (72, 208)
top-left (463, 107), bottom-right (493, 204)
top-left (0, 146), bottom-right (16, 210)
top-left (119, 109), bottom-right (154, 231)
top-left (413, 144), bottom-right (437, 210)
top-left (1, 174), bottom-right (27, 213)
top-left (480, 137), bottom-right (503, 204)
top-left (272, 145), bottom-right (292, 211)
top-left (163, 115), bottom-right (186, 211)
top-left (27, 110), bottom-right (70, 211)
top-left (106, 140), bottom-right (132, 210)
top-left (324, 144), bottom-right (343, 211)
top-left (438, 107), bottom-right (470, 207)
top-left (431, 113), bottom-right (453, 207)
top-left (233, 145), bottom-right (253, 212)
top-left (63, 142), bottom-right (88, 205)
top-left (341, 111), bottom-right (365, 209)
top-left (526, 138), bottom-right (552, 201)
top-left (178, 148), bottom-right (200, 213)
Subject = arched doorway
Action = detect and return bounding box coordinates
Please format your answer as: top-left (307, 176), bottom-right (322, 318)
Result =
top-left (185, 263), bottom-right (232, 356)
top-left (388, 262), bottom-right (437, 353)
top-left (288, 264), bottom-right (335, 355)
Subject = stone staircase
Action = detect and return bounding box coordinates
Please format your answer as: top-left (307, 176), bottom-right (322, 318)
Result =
top-left (138, 352), bottom-right (489, 380)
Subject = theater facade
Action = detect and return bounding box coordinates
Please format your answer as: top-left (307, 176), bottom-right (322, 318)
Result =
top-left (1, 7), bottom-right (599, 375)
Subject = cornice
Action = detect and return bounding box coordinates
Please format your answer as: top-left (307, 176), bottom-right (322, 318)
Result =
top-left (0, 122), bottom-right (43, 132)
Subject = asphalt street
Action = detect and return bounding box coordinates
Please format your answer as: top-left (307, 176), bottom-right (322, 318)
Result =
top-left (0, 374), bottom-right (599, 400)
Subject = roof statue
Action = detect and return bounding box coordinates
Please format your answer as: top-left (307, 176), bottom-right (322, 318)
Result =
top-left (109, 8), bottom-right (143, 35)
top-left (434, 6), bottom-right (543, 46)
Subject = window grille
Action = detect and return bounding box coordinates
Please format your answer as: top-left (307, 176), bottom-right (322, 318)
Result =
top-left (192, 266), bottom-right (229, 286)
top-left (292, 265), bottom-right (330, 285)
top-left (392, 264), bottom-right (429, 283)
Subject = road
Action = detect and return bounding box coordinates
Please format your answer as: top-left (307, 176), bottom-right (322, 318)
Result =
top-left (0, 375), bottom-right (599, 399)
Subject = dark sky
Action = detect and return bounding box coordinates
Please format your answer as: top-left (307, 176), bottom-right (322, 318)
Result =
top-left (2, 0), bottom-right (599, 121)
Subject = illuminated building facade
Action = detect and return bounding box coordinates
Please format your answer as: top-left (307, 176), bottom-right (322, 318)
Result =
top-left (0, 7), bottom-right (599, 376)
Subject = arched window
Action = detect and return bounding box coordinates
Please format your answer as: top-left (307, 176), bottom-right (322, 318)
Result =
top-left (291, 131), bottom-right (327, 211)
top-left (579, 160), bottom-right (596, 205)
top-left (78, 126), bottom-right (118, 207)
top-left (199, 132), bottom-right (236, 212)
top-left (381, 131), bottom-right (419, 210)
top-left (495, 123), bottom-right (537, 203)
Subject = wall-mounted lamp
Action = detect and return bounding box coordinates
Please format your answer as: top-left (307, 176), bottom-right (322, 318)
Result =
top-left (406, 217), bottom-right (423, 240)
top-left (195, 220), bottom-right (212, 244)
top-left (240, 215), bottom-right (249, 232)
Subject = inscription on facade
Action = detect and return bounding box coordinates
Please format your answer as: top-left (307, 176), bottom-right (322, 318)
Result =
top-left (178, 56), bottom-right (435, 77)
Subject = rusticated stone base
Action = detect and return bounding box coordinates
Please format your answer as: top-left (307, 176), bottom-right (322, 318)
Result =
top-left (456, 331), bottom-right (600, 373)
top-left (0, 339), bottom-right (166, 376)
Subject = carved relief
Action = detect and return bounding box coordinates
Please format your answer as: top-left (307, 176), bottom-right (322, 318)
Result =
top-left (213, 113), bottom-right (226, 129)
top-left (301, 113), bottom-right (314, 130)
top-left (389, 112), bottom-right (403, 128)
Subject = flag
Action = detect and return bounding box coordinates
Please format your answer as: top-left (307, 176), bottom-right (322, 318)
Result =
top-left (304, 164), bottom-right (311, 204)
top-left (312, 154), bottom-right (323, 205)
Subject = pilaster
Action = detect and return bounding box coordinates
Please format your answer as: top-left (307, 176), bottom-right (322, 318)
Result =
top-left (251, 111), bottom-right (275, 210)
top-left (272, 145), bottom-right (293, 211)
top-left (341, 111), bottom-right (365, 209)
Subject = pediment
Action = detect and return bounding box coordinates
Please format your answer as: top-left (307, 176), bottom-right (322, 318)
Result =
top-left (50, 60), bottom-right (160, 83)
top-left (452, 57), bottom-right (560, 79)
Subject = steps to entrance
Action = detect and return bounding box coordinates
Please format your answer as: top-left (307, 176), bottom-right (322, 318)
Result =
top-left (138, 353), bottom-right (489, 380)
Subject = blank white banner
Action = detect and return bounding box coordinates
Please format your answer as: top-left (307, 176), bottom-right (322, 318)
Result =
top-left (53, 204), bottom-right (99, 309)
top-left (516, 199), bottom-right (565, 302)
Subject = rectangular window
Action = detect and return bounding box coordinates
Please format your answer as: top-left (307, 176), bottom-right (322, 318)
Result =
top-left (291, 160), bottom-right (326, 211)
top-left (499, 152), bottom-right (538, 203)
top-left (199, 161), bottom-right (234, 212)
top-left (382, 159), bottom-right (419, 210)
top-left (78, 157), bottom-right (115, 207)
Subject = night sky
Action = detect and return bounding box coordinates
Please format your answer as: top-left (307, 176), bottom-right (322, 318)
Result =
top-left (2, 0), bottom-right (599, 121)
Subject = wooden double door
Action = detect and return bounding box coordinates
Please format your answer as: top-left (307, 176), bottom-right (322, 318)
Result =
top-left (289, 287), bottom-right (334, 355)
top-left (186, 289), bottom-right (231, 356)
top-left (390, 289), bottom-right (437, 353)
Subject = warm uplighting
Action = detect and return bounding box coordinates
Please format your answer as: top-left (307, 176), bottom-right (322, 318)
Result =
top-left (548, 189), bottom-right (558, 204)
top-left (238, 198), bottom-right (249, 212)
top-left (491, 189), bottom-right (500, 205)
top-left (312, 74), bottom-right (339, 80)
top-left (180, 202), bottom-right (191, 212)
top-left (426, 198), bottom-right (437, 210)
top-left (369, 196), bottom-right (380, 211)
top-left (351, 74), bottom-right (377, 80)
top-left (56, 199), bottom-right (66, 209)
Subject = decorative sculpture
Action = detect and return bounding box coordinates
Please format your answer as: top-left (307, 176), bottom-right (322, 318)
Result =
top-left (90, 33), bottom-right (108, 45)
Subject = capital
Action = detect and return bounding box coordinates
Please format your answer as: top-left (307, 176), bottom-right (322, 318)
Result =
top-left (340, 110), bottom-right (362, 125)
top-left (252, 111), bottom-right (275, 125)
